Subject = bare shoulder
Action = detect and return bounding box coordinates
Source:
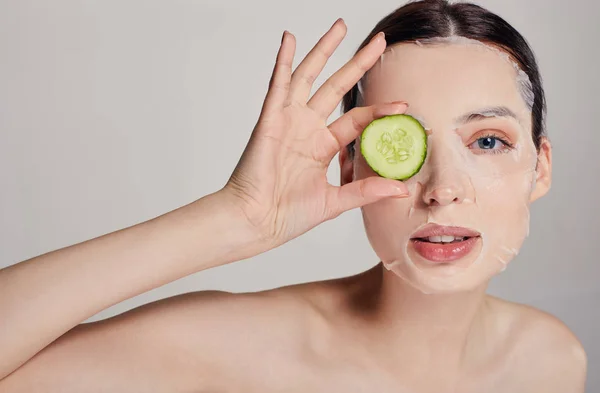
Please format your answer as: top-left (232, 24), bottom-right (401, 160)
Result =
top-left (154, 281), bottom-right (334, 387)
top-left (138, 283), bottom-right (326, 353)
top-left (1, 284), bottom-right (327, 393)
top-left (487, 295), bottom-right (586, 359)
top-left (486, 295), bottom-right (587, 392)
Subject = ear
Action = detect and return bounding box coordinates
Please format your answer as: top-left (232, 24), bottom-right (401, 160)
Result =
top-left (530, 136), bottom-right (552, 202)
top-left (339, 143), bottom-right (355, 186)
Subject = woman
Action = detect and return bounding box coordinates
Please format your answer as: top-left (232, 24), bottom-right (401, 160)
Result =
top-left (0, 0), bottom-right (587, 391)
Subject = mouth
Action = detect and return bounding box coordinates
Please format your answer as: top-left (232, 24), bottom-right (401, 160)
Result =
top-left (410, 224), bottom-right (482, 263)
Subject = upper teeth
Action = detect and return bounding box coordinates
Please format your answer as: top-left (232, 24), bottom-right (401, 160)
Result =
top-left (428, 236), bottom-right (465, 243)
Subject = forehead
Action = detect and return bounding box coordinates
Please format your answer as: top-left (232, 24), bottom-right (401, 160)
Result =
top-left (361, 42), bottom-right (531, 127)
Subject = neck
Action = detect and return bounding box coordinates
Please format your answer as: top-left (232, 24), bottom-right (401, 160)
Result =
top-left (350, 263), bottom-right (490, 374)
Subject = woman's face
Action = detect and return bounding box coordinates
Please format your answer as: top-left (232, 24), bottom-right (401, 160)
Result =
top-left (344, 40), bottom-right (551, 294)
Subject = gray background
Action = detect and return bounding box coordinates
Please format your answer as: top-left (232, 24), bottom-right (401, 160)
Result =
top-left (0, 0), bottom-right (598, 389)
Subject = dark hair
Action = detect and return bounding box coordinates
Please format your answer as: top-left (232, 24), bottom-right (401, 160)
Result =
top-left (342, 0), bottom-right (546, 158)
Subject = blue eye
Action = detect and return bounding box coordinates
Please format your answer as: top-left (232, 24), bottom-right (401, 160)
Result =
top-left (478, 137), bottom-right (499, 149)
top-left (468, 134), bottom-right (512, 153)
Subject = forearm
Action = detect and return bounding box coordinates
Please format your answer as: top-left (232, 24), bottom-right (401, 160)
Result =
top-left (0, 189), bottom-right (261, 380)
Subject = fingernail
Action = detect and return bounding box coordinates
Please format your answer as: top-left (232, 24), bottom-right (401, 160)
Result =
top-left (382, 184), bottom-right (408, 197)
top-left (370, 32), bottom-right (385, 44)
top-left (333, 18), bottom-right (345, 28)
top-left (391, 191), bottom-right (410, 198)
top-left (382, 101), bottom-right (408, 115)
top-left (393, 186), bottom-right (409, 196)
top-left (389, 102), bottom-right (409, 112)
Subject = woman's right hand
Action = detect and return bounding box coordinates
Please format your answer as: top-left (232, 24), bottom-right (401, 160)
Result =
top-left (223, 18), bottom-right (410, 250)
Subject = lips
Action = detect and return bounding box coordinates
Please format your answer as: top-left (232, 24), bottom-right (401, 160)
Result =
top-left (410, 224), bottom-right (481, 263)
top-left (411, 224), bottom-right (480, 239)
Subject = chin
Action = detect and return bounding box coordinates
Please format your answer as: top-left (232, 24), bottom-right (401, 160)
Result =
top-left (383, 262), bottom-right (494, 294)
top-left (379, 244), bottom-right (506, 295)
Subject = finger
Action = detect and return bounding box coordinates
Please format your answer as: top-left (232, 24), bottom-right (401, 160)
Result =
top-left (287, 18), bottom-right (347, 104)
top-left (325, 101), bottom-right (409, 156)
top-left (262, 31), bottom-right (296, 115)
top-left (325, 176), bottom-right (409, 218)
top-left (307, 32), bottom-right (386, 119)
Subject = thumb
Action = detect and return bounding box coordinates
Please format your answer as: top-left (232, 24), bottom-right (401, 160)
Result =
top-left (326, 176), bottom-right (409, 218)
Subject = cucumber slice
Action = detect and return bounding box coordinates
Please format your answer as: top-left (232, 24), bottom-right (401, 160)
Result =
top-left (360, 114), bottom-right (427, 180)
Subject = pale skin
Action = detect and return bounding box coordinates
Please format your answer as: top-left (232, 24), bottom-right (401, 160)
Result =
top-left (0, 18), bottom-right (587, 393)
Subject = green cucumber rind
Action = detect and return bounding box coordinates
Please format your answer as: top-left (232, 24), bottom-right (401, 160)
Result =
top-left (360, 114), bottom-right (428, 181)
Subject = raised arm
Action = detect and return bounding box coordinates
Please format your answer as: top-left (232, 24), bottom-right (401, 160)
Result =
top-left (0, 18), bottom-right (410, 389)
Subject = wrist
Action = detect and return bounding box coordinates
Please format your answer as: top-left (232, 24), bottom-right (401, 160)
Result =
top-left (183, 189), bottom-right (271, 267)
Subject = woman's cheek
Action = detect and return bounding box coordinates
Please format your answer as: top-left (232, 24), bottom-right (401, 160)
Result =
top-left (361, 199), bottom-right (414, 259)
top-left (472, 167), bottom-right (533, 207)
top-left (476, 173), bottom-right (532, 262)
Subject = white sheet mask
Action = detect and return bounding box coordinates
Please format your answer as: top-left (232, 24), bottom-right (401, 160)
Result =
top-left (355, 36), bottom-right (539, 294)
top-left (357, 36), bottom-right (535, 112)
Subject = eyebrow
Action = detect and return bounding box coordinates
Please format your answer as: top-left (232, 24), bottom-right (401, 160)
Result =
top-left (454, 106), bottom-right (520, 126)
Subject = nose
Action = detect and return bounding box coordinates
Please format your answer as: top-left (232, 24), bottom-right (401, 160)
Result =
top-left (422, 178), bottom-right (466, 206)
top-left (417, 131), bottom-right (476, 207)
top-left (420, 163), bottom-right (474, 207)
